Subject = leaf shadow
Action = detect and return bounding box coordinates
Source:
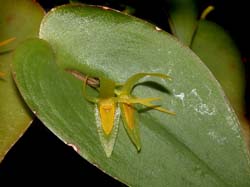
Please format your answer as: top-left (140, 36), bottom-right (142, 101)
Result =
top-left (133, 81), bottom-right (173, 113)
top-left (134, 80), bottom-right (172, 95)
top-left (0, 78), bottom-right (7, 82)
top-left (0, 49), bottom-right (14, 55)
top-left (138, 105), bottom-right (162, 113)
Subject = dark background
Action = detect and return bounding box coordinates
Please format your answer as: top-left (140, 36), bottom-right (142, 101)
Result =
top-left (0, 0), bottom-right (249, 186)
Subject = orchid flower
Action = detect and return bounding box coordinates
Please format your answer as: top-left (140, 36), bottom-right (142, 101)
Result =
top-left (82, 73), bottom-right (175, 157)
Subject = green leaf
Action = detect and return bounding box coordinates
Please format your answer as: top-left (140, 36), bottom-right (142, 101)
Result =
top-left (13, 5), bottom-right (250, 186)
top-left (167, 1), bottom-right (248, 143)
top-left (191, 20), bottom-right (249, 141)
top-left (0, 0), bottom-right (44, 162)
top-left (168, 0), bottom-right (198, 46)
top-left (0, 0), bottom-right (45, 52)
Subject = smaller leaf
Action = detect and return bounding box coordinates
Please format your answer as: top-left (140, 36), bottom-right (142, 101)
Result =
top-left (168, 0), bottom-right (198, 46)
top-left (0, 0), bottom-right (44, 162)
top-left (0, 0), bottom-right (45, 52)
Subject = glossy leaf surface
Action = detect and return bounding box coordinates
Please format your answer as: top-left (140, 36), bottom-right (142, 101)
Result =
top-left (191, 20), bottom-right (249, 142)
top-left (13, 5), bottom-right (250, 186)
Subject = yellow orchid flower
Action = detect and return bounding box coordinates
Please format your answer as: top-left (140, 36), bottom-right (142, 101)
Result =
top-left (81, 73), bottom-right (175, 157)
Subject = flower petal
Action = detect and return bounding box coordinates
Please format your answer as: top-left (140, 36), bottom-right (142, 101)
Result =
top-left (95, 102), bottom-right (120, 157)
top-left (120, 103), bottom-right (141, 151)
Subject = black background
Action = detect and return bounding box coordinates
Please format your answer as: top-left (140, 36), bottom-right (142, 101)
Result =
top-left (0, 0), bottom-right (249, 186)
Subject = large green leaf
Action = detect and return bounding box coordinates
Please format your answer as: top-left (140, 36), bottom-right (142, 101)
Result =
top-left (191, 21), bottom-right (245, 117)
top-left (0, 0), bottom-right (44, 161)
top-left (191, 20), bottom-right (248, 138)
top-left (168, 1), bottom-right (248, 143)
top-left (13, 5), bottom-right (250, 186)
